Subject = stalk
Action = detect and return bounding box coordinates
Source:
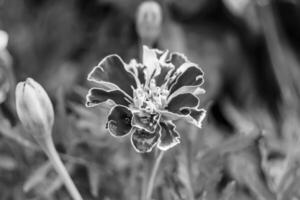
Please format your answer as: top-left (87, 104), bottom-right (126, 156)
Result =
top-left (43, 137), bottom-right (83, 200)
top-left (145, 150), bottom-right (164, 200)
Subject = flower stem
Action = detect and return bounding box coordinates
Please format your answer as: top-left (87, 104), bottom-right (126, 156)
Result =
top-left (145, 150), bottom-right (164, 200)
top-left (44, 139), bottom-right (83, 200)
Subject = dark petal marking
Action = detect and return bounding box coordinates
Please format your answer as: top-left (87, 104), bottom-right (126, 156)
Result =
top-left (137, 64), bottom-right (146, 85)
top-left (159, 110), bottom-right (183, 121)
top-left (127, 59), bottom-right (145, 86)
top-left (154, 48), bottom-right (164, 58)
top-left (86, 88), bottom-right (131, 107)
top-left (166, 93), bottom-right (199, 115)
top-left (168, 85), bottom-right (205, 102)
top-left (156, 52), bottom-right (186, 85)
top-left (167, 52), bottom-right (187, 70)
top-left (107, 105), bottom-right (133, 137)
top-left (160, 109), bottom-right (206, 128)
top-left (175, 108), bottom-right (206, 128)
top-left (131, 128), bottom-right (159, 153)
top-left (188, 108), bottom-right (206, 128)
top-left (157, 121), bottom-right (180, 151)
top-left (88, 55), bottom-right (136, 97)
top-left (155, 63), bottom-right (174, 86)
top-left (169, 66), bottom-right (204, 95)
top-left (132, 111), bottom-right (160, 133)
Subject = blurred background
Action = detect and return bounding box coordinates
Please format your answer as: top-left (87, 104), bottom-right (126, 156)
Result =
top-left (1, 0), bottom-right (300, 199)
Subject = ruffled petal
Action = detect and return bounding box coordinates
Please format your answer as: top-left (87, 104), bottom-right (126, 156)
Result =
top-left (143, 46), bottom-right (160, 82)
top-left (159, 110), bottom-right (183, 121)
top-left (132, 110), bottom-right (160, 133)
top-left (168, 85), bottom-right (205, 101)
top-left (155, 63), bottom-right (174, 86)
top-left (187, 108), bottom-right (206, 128)
top-left (160, 108), bottom-right (206, 128)
top-left (154, 48), bottom-right (164, 59)
top-left (157, 121), bottom-right (180, 151)
top-left (166, 93), bottom-right (199, 115)
top-left (136, 64), bottom-right (146, 85)
top-left (107, 105), bottom-right (133, 137)
top-left (127, 59), bottom-right (146, 86)
top-left (86, 88), bottom-right (131, 107)
top-left (169, 65), bottom-right (204, 95)
top-left (88, 55), bottom-right (137, 97)
top-left (131, 127), bottom-right (159, 153)
top-left (155, 51), bottom-right (186, 86)
top-left (166, 52), bottom-right (188, 70)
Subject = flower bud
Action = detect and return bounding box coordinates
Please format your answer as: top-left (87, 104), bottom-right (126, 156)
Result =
top-left (136, 1), bottom-right (162, 46)
top-left (0, 30), bottom-right (10, 104)
top-left (0, 65), bottom-right (10, 104)
top-left (15, 78), bottom-right (54, 136)
top-left (0, 30), bottom-right (8, 50)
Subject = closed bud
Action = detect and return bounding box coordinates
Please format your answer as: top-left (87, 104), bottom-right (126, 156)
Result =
top-left (16, 78), bottom-right (54, 137)
top-left (0, 62), bottom-right (10, 104)
top-left (0, 30), bottom-right (10, 103)
top-left (136, 1), bottom-right (162, 46)
top-left (0, 30), bottom-right (8, 50)
top-left (16, 78), bottom-right (83, 200)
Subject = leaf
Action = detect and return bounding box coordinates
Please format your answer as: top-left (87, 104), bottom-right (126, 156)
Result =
top-left (220, 181), bottom-right (236, 200)
top-left (23, 161), bottom-right (52, 192)
top-left (177, 151), bottom-right (195, 200)
top-left (227, 150), bottom-right (276, 200)
top-left (87, 164), bottom-right (101, 197)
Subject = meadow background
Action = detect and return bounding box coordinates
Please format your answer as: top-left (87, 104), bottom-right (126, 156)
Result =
top-left (1, 0), bottom-right (300, 199)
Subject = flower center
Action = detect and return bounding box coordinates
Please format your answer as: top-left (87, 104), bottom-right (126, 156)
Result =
top-left (132, 78), bottom-right (169, 112)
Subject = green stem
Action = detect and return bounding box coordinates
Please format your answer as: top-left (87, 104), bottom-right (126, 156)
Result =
top-left (141, 154), bottom-right (151, 200)
top-left (145, 150), bottom-right (164, 200)
top-left (44, 139), bottom-right (83, 200)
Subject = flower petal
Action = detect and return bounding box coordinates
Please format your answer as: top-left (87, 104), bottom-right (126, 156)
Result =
top-left (132, 111), bottom-right (160, 133)
top-left (160, 108), bottom-right (206, 128)
top-left (136, 64), bottom-right (146, 85)
top-left (143, 46), bottom-right (160, 82)
top-left (166, 93), bottom-right (199, 115)
top-left (88, 55), bottom-right (137, 97)
top-left (155, 51), bottom-right (186, 86)
top-left (154, 48), bottom-right (164, 58)
top-left (86, 88), bottom-right (131, 107)
top-left (107, 105), bottom-right (133, 137)
top-left (131, 128), bottom-right (159, 153)
top-left (188, 108), bottom-right (206, 128)
top-left (157, 121), bottom-right (180, 151)
top-left (155, 63), bottom-right (174, 86)
top-left (166, 52), bottom-right (188, 70)
top-left (127, 59), bottom-right (146, 86)
top-left (168, 85), bottom-right (205, 101)
top-left (169, 65), bottom-right (204, 95)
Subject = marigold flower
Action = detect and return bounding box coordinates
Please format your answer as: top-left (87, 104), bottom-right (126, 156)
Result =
top-left (16, 78), bottom-right (54, 137)
top-left (86, 46), bottom-right (206, 153)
